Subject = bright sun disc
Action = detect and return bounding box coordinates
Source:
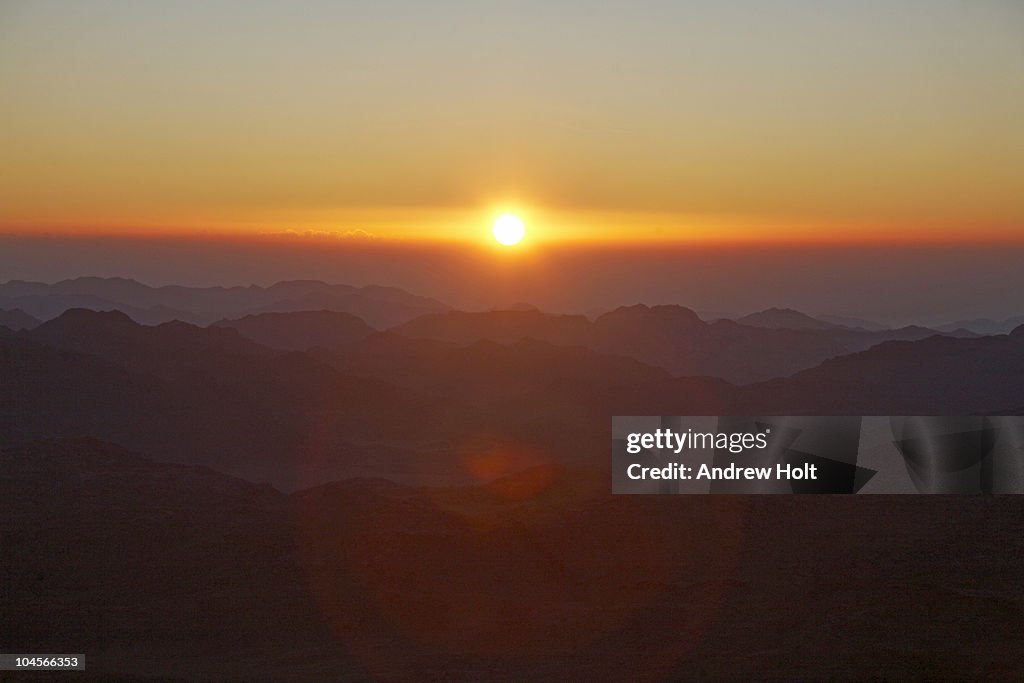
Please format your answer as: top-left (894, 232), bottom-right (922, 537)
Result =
top-left (492, 214), bottom-right (525, 245)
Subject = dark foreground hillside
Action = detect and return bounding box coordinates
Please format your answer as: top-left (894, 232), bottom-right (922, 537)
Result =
top-left (3, 439), bottom-right (1022, 681)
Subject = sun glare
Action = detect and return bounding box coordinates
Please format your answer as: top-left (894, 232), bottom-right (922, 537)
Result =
top-left (492, 214), bottom-right (525, 246)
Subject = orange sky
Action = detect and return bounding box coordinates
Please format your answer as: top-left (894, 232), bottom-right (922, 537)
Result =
top-left (1, 1), bottom-right (1022, 244)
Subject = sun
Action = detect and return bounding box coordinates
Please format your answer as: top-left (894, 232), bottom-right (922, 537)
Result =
top-left (492, 214), bottom-right (525, 246)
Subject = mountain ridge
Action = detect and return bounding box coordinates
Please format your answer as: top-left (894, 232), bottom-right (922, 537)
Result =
top-left (0, 276), bottom-right (449, 328)
top-left (392, 304), bottom-right (971, 383)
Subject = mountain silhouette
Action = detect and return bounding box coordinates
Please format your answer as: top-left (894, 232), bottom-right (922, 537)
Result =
top-left (815, 313), bottom-right (888, 331)
top-left (4, 304), bottom-right (1022, 495)
top-left (736, 325), bottom-right (1024, 414)
top-left (213, 310), bottom-right (376, 350)
top-left (393, 304), bottom-right (968, 383)
top-left (1, 335), bottom-right (171, 447)
top-left (28, 308), bottom-right (272, 381)
top-left (5, 291), bottom-right (1024, 681)
top-left (0, 277), bottom-right (448, 327)
top-left (7, 310), bottom-right (451, 488)
top-left (937, 314), bottom-right (1024, 336)
top-left (0, 308), bottom-right (41, 330)
top-left (734, 307), bottom-right (845, 330)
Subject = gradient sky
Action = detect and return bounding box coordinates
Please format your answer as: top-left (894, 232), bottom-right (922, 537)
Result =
top-left (1, 0), bottom-right (1023, 243)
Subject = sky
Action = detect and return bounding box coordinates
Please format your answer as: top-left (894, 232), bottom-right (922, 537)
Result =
top-left (2, 0), bottom-right (1023, 244)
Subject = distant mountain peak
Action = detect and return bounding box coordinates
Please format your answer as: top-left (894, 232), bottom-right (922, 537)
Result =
top-left (605, 303), bottom-right (699, 316)
top-left (492, 302), bottom-right (539, 312)
top-left (735, 307), bottom-right (841, 331)
top-left (64, 275), bottom-right (141, 285)
top-left (46, 307), bottom-right (137, 328)
top-left (595, 304), bottom-right (703, 328)
top-left (0, 308), bottom-right (42, 331)
top-left (649, 303), bottom-right (701, 316)
top-left (936, 314), bottom-right (1024, 336)
top-left (274, 279), bottom-right (329, 286)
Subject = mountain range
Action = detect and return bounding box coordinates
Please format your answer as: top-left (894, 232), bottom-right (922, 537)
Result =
top-left (392, 305), bottom-right (975, 383)
top-left (3, 311), bottom-right (449, 489)
top-left (5, 279), bottom-right (1024, 681)
top-left (4, 305), bottom-right (1022, 492)
top-left (0, 277), bottom-right (448, 328)
top-left (936, 314), bottom-right (1024, 336)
